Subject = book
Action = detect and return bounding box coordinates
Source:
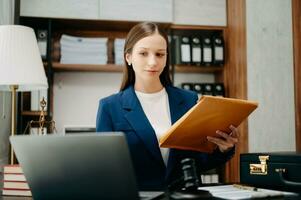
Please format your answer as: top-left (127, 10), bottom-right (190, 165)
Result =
top-left (3, 181), bottom-right (30, 190)
top-left (1, 196), bottom-right (32, 200)
top-left (159, 95), bottom-right (258, 153)
top-left (2, 188), bottom-right (32, 196)
top-left (3, 173), bottom-right (27, 182)
top-left (3, 165), bottom-right (23, 174)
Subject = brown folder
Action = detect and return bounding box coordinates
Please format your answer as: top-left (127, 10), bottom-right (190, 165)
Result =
top-left (159, 95), bottom-right (258, 153)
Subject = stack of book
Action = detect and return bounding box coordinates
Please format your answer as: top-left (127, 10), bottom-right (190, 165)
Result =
top-left (114, 38), bottom-right (125, 65)
top-left (60, 34), bottom-right (108, 65)
top-left (2, 165), bottom-right (32, 196)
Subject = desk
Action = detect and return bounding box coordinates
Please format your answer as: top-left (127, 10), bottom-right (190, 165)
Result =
top-left (0, 193), bottom-right (300, 200)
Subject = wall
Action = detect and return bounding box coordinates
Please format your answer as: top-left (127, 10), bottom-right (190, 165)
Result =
top-left (53, 72), bottom-right (122, 133)
top-left (53, 72), bottom-right (214, 133)
top-left (247, 0), bottom-right (295, 152)
top-left (0, 0), bottom-right (14, 25)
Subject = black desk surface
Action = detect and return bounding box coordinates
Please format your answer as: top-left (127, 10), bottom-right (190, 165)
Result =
top-left (0, 193), bottom-right (300, 200)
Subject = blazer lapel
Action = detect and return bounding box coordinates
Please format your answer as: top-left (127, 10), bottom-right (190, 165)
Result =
top-left (121, 86), bottom-right (165, 166)
top-left (166, 86), bottom-right (186, 124)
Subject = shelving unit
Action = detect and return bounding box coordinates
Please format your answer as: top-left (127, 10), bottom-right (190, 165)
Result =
top-left (170, 24), bottom-right (226, 31)
top-left (51, 63), bottom-right (222, 74)
top-left (21, 111), bottom-right (48, 116)
top-left (17, 16), bottom-right (234, 182)
top-left (17, 18), bottom-right (226, 128)
top-left (16, 0), bottom-right (252, 182)
top-left (52, 62), bottom-right (124, 72)
top-left (18, 16), bottom-right (227, 139)
top-left (174, 65), bottom-right (223, 73)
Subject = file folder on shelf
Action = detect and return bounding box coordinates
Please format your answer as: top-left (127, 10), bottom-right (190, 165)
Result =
top-left (180, 36), bottom-right (191, 64)
top-left (191, 36), bottom-right (202, 65)
top-left (159, 95), bottom-right (258, 153)
top-left (212, 35), bottom-right (224, 66)
top-left (202, 37), bottom-right (213, 65)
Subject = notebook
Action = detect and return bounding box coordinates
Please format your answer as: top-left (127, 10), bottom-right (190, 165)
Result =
top-left (10, 133), bottom-right (164, 200)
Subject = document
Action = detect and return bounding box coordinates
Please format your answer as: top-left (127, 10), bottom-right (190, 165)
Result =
top-left (198, 184), bottom-right (298, 199)
top-left (159, 95), bottom-right (258, 153)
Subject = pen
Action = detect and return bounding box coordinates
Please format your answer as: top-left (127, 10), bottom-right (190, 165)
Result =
top-left (233, 184), bottom-right (258, 191)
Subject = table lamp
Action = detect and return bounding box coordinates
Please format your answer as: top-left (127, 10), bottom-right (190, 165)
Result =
top-left (0, 25), bottom-right (48, 164)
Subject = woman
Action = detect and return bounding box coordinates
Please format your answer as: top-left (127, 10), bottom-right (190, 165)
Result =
top-left (96, 22), bottom-right (238, 190)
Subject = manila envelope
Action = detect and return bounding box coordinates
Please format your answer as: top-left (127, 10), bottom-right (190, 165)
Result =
top-left (159, 95), bottom-right (258, 153)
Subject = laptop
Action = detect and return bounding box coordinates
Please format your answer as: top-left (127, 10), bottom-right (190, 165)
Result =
top-left (10, 133), bottom-right (164, 200)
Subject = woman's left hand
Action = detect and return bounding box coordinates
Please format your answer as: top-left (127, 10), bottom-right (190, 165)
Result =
top-left (207, 125), bottom-right (239, 153)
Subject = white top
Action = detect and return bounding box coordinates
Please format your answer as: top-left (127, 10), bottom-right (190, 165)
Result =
top-left (135, 88), bottom-right (171, 166)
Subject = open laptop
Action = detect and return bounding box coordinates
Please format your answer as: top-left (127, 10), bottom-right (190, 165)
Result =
top-left (10, 133), bottom-right (164, 200)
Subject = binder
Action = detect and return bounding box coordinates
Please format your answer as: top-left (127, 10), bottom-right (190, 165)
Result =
top-left (181, 83), bottom-right (194, 91)
top-left (37, 30), bottom-right (47, 59)
top-left (191, 36), bottom-right (202, 65)
top-left (159, 96), bottom-right (258, 153)
top-left (202, 36), bottom-right (213, 65)
top-left (202, 83), bottom-right (214, 95)
top-left (213, 83), bottom-right (225, 97)
top-left (172, 35), bottom-right (181, 65)
top-left (193, 83), bottom-right (203, 98)
top-left (180, 36), bottom-right (191, 64)
top-left (193, 83), bottom-right (203, 94)
top-left (212, 35), bottom-right (225, 66)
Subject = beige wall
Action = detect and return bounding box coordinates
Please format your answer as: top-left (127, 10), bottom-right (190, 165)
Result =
top-left (247, 0), bottom-right (295, 152)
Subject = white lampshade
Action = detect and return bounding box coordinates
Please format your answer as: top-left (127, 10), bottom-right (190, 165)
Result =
top-left (0, 25), bottom-right (48, 91)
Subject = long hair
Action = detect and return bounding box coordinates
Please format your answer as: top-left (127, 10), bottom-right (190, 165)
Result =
top-left (120, 22), bottom-right (172, 91)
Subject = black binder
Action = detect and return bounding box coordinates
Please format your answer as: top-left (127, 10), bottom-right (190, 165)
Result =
top-left (202, 83), bottom-right (213, 95)
top-left (193, 83), bottom-right (203, 94)
top-left (172, 35), bottom-right (181, 65)
top-left (37, 29), bottom-right (47, 59)
top-left (191, 36), bottom-right (202, 65)
top-left (181, 83), bottom-right (194, 91)
top-left (201, 36), bottom-right (213, 66)
top-left (212, 35), bottom-right (225, 66)
top-left (180, 36), bottom-right (191, 64)
top-left (213, 83), bottom-right (225, 97)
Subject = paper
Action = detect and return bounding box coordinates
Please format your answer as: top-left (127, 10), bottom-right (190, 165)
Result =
top-left (198, 185), bottom-right (297, 199)
top-left (159, 95), bottom-right (258, 153)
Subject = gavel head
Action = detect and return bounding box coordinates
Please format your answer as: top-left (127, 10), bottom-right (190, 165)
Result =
top-left (181, 158), bottom-right (201, 191)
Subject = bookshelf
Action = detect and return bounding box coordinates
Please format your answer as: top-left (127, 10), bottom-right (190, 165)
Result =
top-left (51, 63), bottom-right (223, 74)
top-left (52, 62), bottom-right (124, 72)
top-left (17, 3), bottom-right (247, 182)
top-left (174, 65), bottom-right (223, 74)
top-left (21, 111), bottom-right (48, 116)
top-left (17, 16), bottom-right (227, 178)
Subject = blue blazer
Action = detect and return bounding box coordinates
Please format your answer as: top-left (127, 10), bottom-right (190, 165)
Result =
top-left (96, 85), bottom-right (234, 190)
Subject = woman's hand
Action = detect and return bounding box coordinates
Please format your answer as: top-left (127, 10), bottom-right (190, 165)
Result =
top-left (207, 125), bottom-right (239, 153)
